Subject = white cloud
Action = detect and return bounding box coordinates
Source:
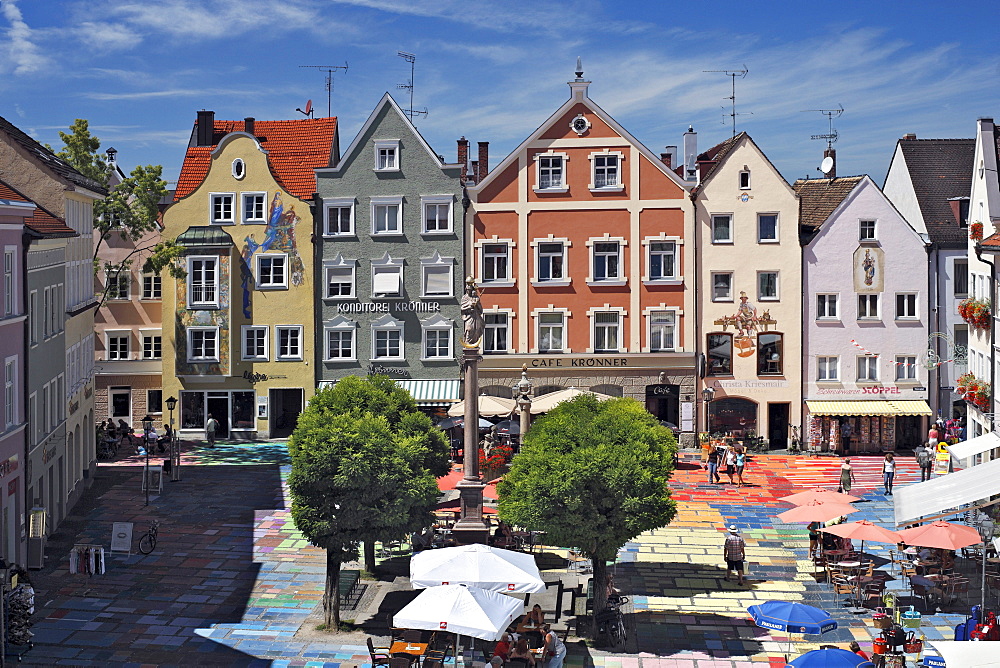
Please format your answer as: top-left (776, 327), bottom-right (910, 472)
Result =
top-left (108, 0), bottom-right (333, 40)
top-left (83, 87), bottom-right (258, 101)
top-left (76, 21), bottom-right (143, 52)
top-left (0, 0), bottom-right (50, 75)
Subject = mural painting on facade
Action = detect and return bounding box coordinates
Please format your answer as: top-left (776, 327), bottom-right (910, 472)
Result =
top-left (175, 256), bottom-right (231, 376)
top-left (713, 291), bottom-right (777, 358)
top-left (853, 245), bottom-right (884, 292)
top-left (239, 192), bottom-right (305, 317)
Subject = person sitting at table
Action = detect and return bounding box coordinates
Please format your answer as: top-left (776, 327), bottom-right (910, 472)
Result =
top-left (938, 549), bottom-right (955, 573)
top-left (508, 637), bottom-right (535, 666)
top-left (493, 633), bottom-right (512, 661)
top-left (525, 603), bottom-right (544, 626)
top-left (910, 567), bottom-right (945, 604)
top-left (918, 547), bottom-right (933, 561)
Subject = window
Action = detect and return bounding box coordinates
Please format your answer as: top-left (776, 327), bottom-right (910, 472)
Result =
top-left (758, 271), bottom-right (778, 300)
top-left (42, 288), bottom-right (49, 338)
top-left (147, 389), bottom-right (163, 414)
top-left (857, 355), bottom-right (879, 381)
top-left (484, 313), bottom-right (509, 354)
top-left (188, 257), bottom-right (218, 307)
top-left (739, 170), bottom-right (751, 189)
top-left (482, 243), bottom-right (510, 283)
top-left (538, 313), bottom-right (565, 353)
top-left (758, 214), bottom-right (778, 242)
top-left (4, 359), bottom-right (15, 427)
top-left (276, 326), bottom-right (303, 361)
top-left (421, 252), bottom-right (454, 297)
top-left (537, 154), bottom-right (565, 190)
top-left (858, 294), bottom-right (879, 319)
top-left (324, 262), bottom-right (356, 299)
top-left (537, 242), bottom-right (565, 282)
top-left (648, 241), bottom-right (676, 280)
top-left (817, 356), bottom-right (839, 381)
top-left (707, 333), bottom-right (733, 376)
top-left (372, 315), bottom-right (404, 360)
top-left (324, 198), bottom-right (355, 236)
top-left (107, 271), bottom-right (129, 300)
top-left (242, 326), bottom-right (268, 361)
top-left (187, 328), bottom-right (219, 362)
top-left (649, 311), bottom-right (676, 351)
top-left (232, 159), bottom-right (245, 180)
top-left (712, 272), bottom-right (733, 301)
top-left (371, 197), bottom-right (402, 235)
top-left (28, 291), bottom-right (36, 344)
top-left (422, 316), bottom-right (453, 359)
top-left (422, 196), bottom-right (452, 234)
top-left (592, 242), bottom-right (621, 281)
top-left (141, 273), bottom-right (161, 300)
top-left (712, 215), bottom-right (732, 243)
top-left (592, 153), bottom-right (621, 189)
top-left (895, 293), bottom-right (917, 319)
top-left (758, 333), bottom-right (783, 375)
top-left (3, 250), bottom-right (13, 316)
top-left (954, 260), bottom-right (969, 297)
top-left (142, 333), bottom-right (162, 360)
top-left (372, 253), bottom-right (403, 297)
top-left (593, 311), bottom-right (621, 352)
top-left (374, 141), bottom-right (399, 171)
top-left (210, 193), bottom-right (235, 224)
top-left (895, 355), bottom-right (917, 381)
top-left (256, 254), bottom-right (287, 289)
top-left (859, 219), bottom-right (876, 241)
top-left (817, 294), bottom-right (838, 319)
top-left (242, 192), bottom-right (266, 223)
top-left (327, 330), bottom-right (354, 360)
top-left (107, 333), bottom-right (129, 360)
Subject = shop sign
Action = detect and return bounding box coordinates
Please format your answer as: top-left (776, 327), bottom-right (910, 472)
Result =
top-left (941, 386), bottom-right (955, 391)
top-left (242, 370), bottom-right (288, 384)
top-left (68, 398), bottom-right (79, 415)
top-left (531, 357), bottom-right (629, 368)
top-left (913, 386), bottom-right (927, 391)
top-left (368, 364), bottom-right (411, 378)
top-left (815, 387), bottom-right (907, 395)
top-left (712, 380), bottom-right (789, 389)
top-left (0, 455), bottom-right (17, 479)
top-left (338, 301), bottom-right (441, 314)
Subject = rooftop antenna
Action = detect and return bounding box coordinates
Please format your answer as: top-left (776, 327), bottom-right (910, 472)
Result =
top-left (703, 66), bottom-right (750, 137)
top-left (803, 105), bottom-right (844, 151)
top-left (397, 51), bottom-right (428, 122)
top-left (298, 63), bottom-right (349, 117)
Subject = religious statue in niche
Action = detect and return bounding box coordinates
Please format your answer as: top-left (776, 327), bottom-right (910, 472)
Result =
top-left (862, 249), bottom-right (875, 286)
top-left (713, 292), bottom-right (779, 358)
top-left (853, 245), bottom-right (884, 292)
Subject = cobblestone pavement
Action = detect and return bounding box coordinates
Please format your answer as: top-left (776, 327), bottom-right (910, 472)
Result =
top-left (20, 443), bottom-right (964, 667)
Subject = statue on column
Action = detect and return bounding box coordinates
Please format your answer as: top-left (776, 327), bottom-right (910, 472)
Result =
top-left (461, 276), bottom-right (484, 349)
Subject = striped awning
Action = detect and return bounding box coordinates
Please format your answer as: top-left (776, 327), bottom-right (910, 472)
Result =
top-left (805, 400), bottom-right (932, 416)
top-left (395, 379), bottom-right (461, 407)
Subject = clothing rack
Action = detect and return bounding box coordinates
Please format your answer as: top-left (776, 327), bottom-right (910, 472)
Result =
top-left (69, 544), bottom-right (106, 576)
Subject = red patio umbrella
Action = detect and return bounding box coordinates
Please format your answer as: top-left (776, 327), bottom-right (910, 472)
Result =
top-left (779, 489), bottom-right (861, 505)
top-left (777, 501), bottom-right (859, 524)
top-left (895, 521), bottom-right (982, 550)
top-left (821, 519), bottom-right (900, 558)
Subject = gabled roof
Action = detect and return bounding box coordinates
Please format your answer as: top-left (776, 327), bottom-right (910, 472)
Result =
top-left (792, 176), bottom-right (865, 230)
top-left (691, 133), bottom-right (743, 191)
top-left (0, 180), bottom-right (76, 237)
top-left (981, 231), bottom-right (1000, 249)
top-left (896, 138), bottom-right (974, 245)
top-left (0, 115), bottom-right (106, 195)
top-left (174, 117), bottom-right (338, 201)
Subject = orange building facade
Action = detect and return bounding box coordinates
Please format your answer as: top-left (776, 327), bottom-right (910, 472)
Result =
top-left (466, 73), bottom-right (697, 444)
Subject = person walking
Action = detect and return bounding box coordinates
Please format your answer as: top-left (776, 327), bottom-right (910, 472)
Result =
top-left (734, 447), bottom-right (747, 487)
top-left (724, 445), bottom-right (737, 484)
top-left (882, 452), bottom-right (896, 495)
top-left (916, 443), bottom-right (934, 482)
top-left (205, 414), bottom-right (219, 448)
top-left (723, 525), bottom-right (747, 585)
top-left (839, 458), bottom-right (856, 493)
top-left (706, 446), bottom-right (721, 484)
top-left (541, 624), bottom-right (566, 668)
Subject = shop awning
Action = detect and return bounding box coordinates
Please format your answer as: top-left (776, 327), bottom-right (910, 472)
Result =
top-left (925, 640), bottom-right (998, 667)
top-left (395, 379), bottom-right (461, 407)
top-left (893, 456), bottom-right (1000, 526)
top-left (945, 432), bottom-right (1000, 466)
top-left (805, 400), bottom-right (932, 416)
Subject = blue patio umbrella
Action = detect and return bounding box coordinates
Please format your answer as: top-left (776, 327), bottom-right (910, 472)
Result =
top-left (785, 647), bottom-right (875, 668)
top-left (748, 601), bottom-right (838, 635)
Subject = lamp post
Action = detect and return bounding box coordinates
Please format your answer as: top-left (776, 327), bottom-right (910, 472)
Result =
top-left (165, 396), bottom-right (179, 481)
top-left (702, 386), bottom-right (715, 436)
top-left (142, 415), bottom-right (153, 506)
top-left (512, 364), bottom-right (533, 448)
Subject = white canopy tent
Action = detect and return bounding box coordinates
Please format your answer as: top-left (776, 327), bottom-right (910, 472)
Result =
top-left (893, 456), bottom-right (1000, 526)
top-left (945, 432), bottom-right (1000, 468)
top-left (410, 543), bottom-right (545, 593)
top-left (392, 584), bottom-right (524, 641)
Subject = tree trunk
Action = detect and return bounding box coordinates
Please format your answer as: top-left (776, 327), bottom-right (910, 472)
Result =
top-left (364, 540), bottom-right (377, 573)
top-left (590, 554), bottom-right (608, 638)
top-left (324, 550), bottom-right (342, 629)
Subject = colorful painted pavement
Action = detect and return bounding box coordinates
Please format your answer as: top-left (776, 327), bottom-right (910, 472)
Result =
top-left (21, 444), bottom-right (970, 667)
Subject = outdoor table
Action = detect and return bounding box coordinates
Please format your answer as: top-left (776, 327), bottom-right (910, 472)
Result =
top-left (846, 574), bottom-right (880, 613)
top-left (516, 617), bottom-right (543, 634)
top-left (391, 641), bottom-right (428, 664)
top-left (824, 549), bottom-right (849, 559)
top-left (836, 561), bottom-right (861, 571)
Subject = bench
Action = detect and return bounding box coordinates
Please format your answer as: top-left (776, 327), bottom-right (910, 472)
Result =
top-left (339, 569), bottom-right (363, 608)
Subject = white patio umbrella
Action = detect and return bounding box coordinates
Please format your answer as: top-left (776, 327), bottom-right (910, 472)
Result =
top-left (447, 395), bottom-right (516, 418)
top-left (410, 543), bottom-right (545, 593)
top-left (393, 583), bottom-right (524, 641)
top-left (529, 387), bottom-right (616, 414)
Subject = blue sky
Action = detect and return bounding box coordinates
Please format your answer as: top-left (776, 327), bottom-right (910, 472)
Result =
top-left (1, 0), bottom-right (998, 186)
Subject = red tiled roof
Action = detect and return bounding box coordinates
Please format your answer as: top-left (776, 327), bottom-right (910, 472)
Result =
top-left (174, 117), bottom-right (337, 201)
top-left (691, 133), bottom-right (744, 194)
top-left (981, 231), bottom-right (1000, 249)
top-left (792, 176), bottom-right (865, 230)
top-left (0, 179), bottom-right (75, 236)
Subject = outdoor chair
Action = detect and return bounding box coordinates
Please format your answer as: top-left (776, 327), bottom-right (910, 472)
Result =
top-left (833, 579), bottom-right (856, 606)
top-left (368, 637), bottom-right (391, 668)
top-left (403, 630), bottom-right (424, 643)
top-left (911, 583), bottom-right (933, 611)
top-left (862, 582), bottom-right (886, 608)
top-left (507, 658), bottom-right (532, 668)
top-left (390, 657), bottom-right (414, 668)
top-left (946, 578), bottom-right (971, 606)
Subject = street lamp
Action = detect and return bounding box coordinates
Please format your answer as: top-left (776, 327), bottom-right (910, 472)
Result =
top-left (142, 415), bottom-right (153, 506)
top-left (702, 386), bottom-right (715, 436)
top-left (512, 364), bottom-right (533, 448)
top-left (165, 396), bottom-right (178, 481)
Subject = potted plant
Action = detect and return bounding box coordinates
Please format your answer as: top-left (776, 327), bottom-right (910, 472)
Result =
top-left (970, 221), bottom-right (984, 242)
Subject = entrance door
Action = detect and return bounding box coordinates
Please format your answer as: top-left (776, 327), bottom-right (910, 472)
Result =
top-left (110, 387), bottom-right (131, 425)
top-left (206, 396), bottom-right (230, 439)
top-left (768, 403), bottom-right (790, 449)
top-left (644, 384), bottom-right (680, 427)
top-left (269, 388), bottom-right (303, 439)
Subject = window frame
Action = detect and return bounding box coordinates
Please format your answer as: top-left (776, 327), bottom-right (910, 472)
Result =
top-left (817, 294), bottom-right (839, 319)
top-left (241, 325), bottom-right (269, 361)
top-left (757, 213), bottom-right (778, 243)
top-left (858, 293), bottom-right (880, 320)
top-left (711, 271), bottom-right (733, 302)
top-left (323, 254), bottom-right (356, 300)
top-left (817, 355), bottom-right (840, 381)
top-left (480, 240), bottom-right (513, 286)
top-left (209, 192), bottom-right (236, 225)
top-left (421, 195), bottom-right (453, 235)
top-left (536, 310), bottom-right (568, 354)
top-left (895, 292), bottom-right (918, 320)
top-left (374, 140), bottom-right (400, 172)
top-left (3, 249), bottom-right (14, 316)
top-left (255, 253), bottom-right (288, 290)
top-left (532, 238), bottom-right (571, 287)
top-left (859, 219), bottom-right (877, 241)
top-left (187, 327), bottom-right (220, 362)
top-left (534, 152), bottom-right (568, 192)
top-left (711, 214), bottom-right (733, 244)
top-left (371, 253), bottom-right (404, 298)
top-left (371, 314), bottom-right (404, 361)
top-left (106, 270), bottom-right (130, 301)
top-left (856, 355), bottom-right (879, 382)
top-left (739, 170), bottom-right (751, 190)
top-left (420, 252), bottom-right (455, 298)
top-left (707, 333), bottom-right (733, 376)
top-left (757, 332), bottom-right (784, 376)
top-left (323, 197), bottom-right (356, 237)
top-left (420, 314), bottom-right (454, 361)
top-left (758, 270), bottom-right (779, 301)
top-left (647, 309), bottom-right (677, 352)
top-left (645, 238), bottom-right (679, 283)
top-left (187, 256), bottom-right (219, 309)
top-left (323, 315), bottom-right (357, 362)
top-left (141, 272), bottom-right (162, 300)
top-left (241, 191), bottom-right (267, 224)
top-left (140, 330), bottom-right (162, 360)
top-left (483, 310), bottom-right (513, 355)
top-left (895, 355), bottom-right (918, 381)
top-left (275, 325), bottom-right (304, 362)
top-left (590, 309), bottom-right (624, 354)
top-left (587, 237), bottom-right (626, 285)
top-left (105, 331), bottom-right (129, 361)
top-left (954, 259), bottom-right (969, 297)
top-left (589, 151), bottom-right (625, 191)
top-left (370, 196), bottom-right (404, 236)
top-left (4, 357), bottom-right (15, 428)
top-left (147, 389), bottom-right (163, 415)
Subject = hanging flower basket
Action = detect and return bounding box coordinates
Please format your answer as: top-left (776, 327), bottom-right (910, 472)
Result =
top-left (958, 297), bottom-right (992, 330)
top-left (957, 372), bottom-right (992, 411)
top-left (970, 222), bottom-right (984, 241)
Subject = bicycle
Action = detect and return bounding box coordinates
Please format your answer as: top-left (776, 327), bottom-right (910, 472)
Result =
top-left (138, 520), bottom-right (159, 554)
top-left (596, 593), bottom-right (629, 649)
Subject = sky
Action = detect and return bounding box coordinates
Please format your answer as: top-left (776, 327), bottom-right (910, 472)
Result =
top-left (1, 0), bottom-right (998, 187)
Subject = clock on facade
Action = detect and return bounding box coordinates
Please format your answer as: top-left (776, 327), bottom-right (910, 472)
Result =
top-left (570, 114), bottom-right (590, 136)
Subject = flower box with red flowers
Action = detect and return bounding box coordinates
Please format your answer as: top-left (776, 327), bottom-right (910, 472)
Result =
top-left (970, 221), bottom-right (984, 241)
top-left (957, 372), bottom-right (992, 411)
top-left (958, 297), bottom-right (992, 330)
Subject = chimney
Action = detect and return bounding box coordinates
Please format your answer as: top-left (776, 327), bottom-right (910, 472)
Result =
top-left (823, 148), bottom-right (837, 179)
top-left (244, 117), bottom-right (255, 136)
top-left (470, 161), bottom-right (479, 184)
top-left (902, 133), bottom-right (917, 140)
top-left (661, 145), bottom-right (678, 170)
top-left (477, 142), bottom-right (489, 182)
top-left (196, 110), bottom-right (215, 147)
top-left (457, 137), bottom-right (469, 183)
top-left (682, 125), bottom-right (697, 182)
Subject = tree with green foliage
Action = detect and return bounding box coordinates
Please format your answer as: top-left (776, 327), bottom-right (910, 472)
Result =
top-left (287, 375), bottom-right (450, 628)
top-left (497, 395), bottom-right (677, 631)
top-left (50, 119), bottom-right (183, 303)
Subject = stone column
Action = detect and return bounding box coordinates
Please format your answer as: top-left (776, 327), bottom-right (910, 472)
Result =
top-left (452, 346), bottom-right (489, 544)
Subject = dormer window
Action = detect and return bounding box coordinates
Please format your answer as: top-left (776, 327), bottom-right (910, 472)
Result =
top-left (374, 140), bottom-right (400, 172)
